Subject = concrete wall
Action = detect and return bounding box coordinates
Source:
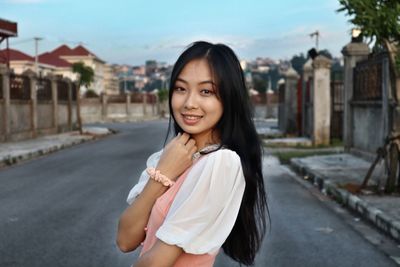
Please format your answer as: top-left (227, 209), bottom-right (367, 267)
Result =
top-left (254, 104), bottom-right (278, 119)
top-left (80, 99), bottom-right (103, 123)
top-left (58, 103), bottom-right (69, 126)
top-left (10, 101), bottom-right (31, 133)
top-left (0, 65), bottom-right (161, 142)
top-left (352, 103), bottom-right (384, 154)
top-left (37, 102), bottom-right (54, 130)
top-left (79, 98), bottom-right (159, 124)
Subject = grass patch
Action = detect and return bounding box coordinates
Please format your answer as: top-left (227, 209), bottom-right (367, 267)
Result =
top-left (264, 138), bottom-right (344, 149)
top-left (272, 150), bottom-right (338, 164)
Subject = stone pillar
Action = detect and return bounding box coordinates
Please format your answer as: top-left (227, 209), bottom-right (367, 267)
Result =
top-left (64, 78), bottom-right (73, 131)
top-left (74, 81), bottom-right (81, 130)
top-left (0, 65), bottom-right (10, 141)
top-left (151, 94), bottom-right (156, 115)
top-left (143, 93), bottom-right (148, 116)
top-left (26, 71), bottom-right (38, 138)
top-left (48, 75), bottom-right (58, 133)
top-left (341, 42), bottom-right (370, 150)
top-left (155, 93), bottom-right (161, 117)
top-left (302, 59), bottom-right (313, 136)
top-left (312, 55), bottom-right (332, 146)
top-left (126, 93), bottom-right (131, 117)
top-left (277, 79), bottom-right (286, 132)
top-left (101, 93), bottom-right (108, 121)
top-left (284, 67), bottom-right (300, 135)
top-left (265, 90), bottom-right (274, 118)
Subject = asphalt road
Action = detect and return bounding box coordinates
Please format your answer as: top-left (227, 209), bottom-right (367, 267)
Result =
top-left (0, 120), bottom-right (397, 267)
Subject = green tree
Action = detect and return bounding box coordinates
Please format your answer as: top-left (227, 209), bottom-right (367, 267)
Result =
top-left (72, 62), bottom-right (95, 134)
top-left (318, 49), bottom-right (333, 60)
top-left (252, 74), bottom-right (267, 94)
top-left (337, 0), bottom-right (400, 74)
top-left (157, 89), bottom-right (169, 118)
top-left (290, 53), bottom-right (307, 74)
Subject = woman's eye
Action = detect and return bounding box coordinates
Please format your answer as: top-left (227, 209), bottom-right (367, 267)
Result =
top-left (174, 87), bottom-right (186, 92)
top-left (200, 89), bottom-right (214, 95)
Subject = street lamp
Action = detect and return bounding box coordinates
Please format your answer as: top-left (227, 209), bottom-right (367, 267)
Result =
top-left (351, 28), bottom-right (362, 43)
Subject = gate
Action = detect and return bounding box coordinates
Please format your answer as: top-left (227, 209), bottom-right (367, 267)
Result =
top-left (330, 71), bottom-right (344, 140)
top-left (303, 77), bottom-right (313, 137)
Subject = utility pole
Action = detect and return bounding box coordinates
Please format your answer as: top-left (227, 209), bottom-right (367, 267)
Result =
top-left (34, 37), bottom-right (43, 75)
top-left (309, 30), bottom-right (319, 51)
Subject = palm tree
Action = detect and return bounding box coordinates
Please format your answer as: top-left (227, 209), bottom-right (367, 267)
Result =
top-left (72, 62), bottom-right (94, 134)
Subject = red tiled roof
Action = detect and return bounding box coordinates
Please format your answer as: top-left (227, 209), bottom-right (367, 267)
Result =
top-left (0, 48), bottom-right (34, 62)
top-left (72, 45), bottom-right (94, 56)
top-left (38, 52), bottom-right (71, 67)
top-left (50, 44), bottom-right (97, 57)
top-left (49, 44), bottom-right (75, 56)
top-left (48, 44), bottom-right (103, 62)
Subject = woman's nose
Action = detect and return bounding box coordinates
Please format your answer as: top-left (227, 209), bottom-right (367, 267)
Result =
top-left (184, 92), bottom-right (198, 109)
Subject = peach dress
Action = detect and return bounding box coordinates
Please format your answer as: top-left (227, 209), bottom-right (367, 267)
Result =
top-left (127, 147), bottom-right (245, 267)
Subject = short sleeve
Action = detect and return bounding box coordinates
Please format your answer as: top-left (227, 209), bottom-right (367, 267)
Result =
top-left (126, 150), bottom-right (163, 205)
top-left (156, 149), bottom-right (246, 254)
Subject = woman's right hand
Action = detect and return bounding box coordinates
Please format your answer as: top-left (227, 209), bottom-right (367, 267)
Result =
top-left (155, 132), bottom-right (197, 181)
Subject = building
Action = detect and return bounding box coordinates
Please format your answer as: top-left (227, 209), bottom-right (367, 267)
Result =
top-left (45, 45), bottom-right (107, 95)
top-left (104, 64), bottom-right (119, 95)
top-left (0, 48), bottom-right (76, 80)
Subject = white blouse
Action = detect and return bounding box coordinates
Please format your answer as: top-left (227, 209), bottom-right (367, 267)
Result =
top-left (126, 148), bottom-right (246, 254)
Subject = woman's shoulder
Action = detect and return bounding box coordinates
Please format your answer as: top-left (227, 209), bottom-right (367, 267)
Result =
top-left (205, 148), bottom-right (241, 168)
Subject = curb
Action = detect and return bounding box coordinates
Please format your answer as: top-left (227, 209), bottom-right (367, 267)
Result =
top-left (290, 158), bottom-right (400, 243)
top-left (0, 132), bottom-right (112, 169)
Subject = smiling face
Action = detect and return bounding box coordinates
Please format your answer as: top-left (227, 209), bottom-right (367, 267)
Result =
top-left (171, 58), bottom-right (223, 149)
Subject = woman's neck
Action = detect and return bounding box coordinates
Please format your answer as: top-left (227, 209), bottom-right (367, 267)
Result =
top-left (192, 131), bottom-right (220, 151)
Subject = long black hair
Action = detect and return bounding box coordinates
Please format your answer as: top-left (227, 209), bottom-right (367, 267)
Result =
top-left (166, 41), bottom-right (268, 265)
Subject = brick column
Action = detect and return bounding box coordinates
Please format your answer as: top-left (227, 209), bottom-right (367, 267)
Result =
top-left (341, 42), bottom-right (370, 150)
top-left (312, 55), bottom-right (332, 145)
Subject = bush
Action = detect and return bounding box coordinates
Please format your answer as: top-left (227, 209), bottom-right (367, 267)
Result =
top-left (84, 89), bottom-right (99, 98)
top-left (158, 89), bottom-right (169, 102)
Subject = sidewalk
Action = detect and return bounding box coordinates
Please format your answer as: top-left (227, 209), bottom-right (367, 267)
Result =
top-left (290, 153), bottom-right (400, 243)
top-left (0, 127), bottom-right (114, 168)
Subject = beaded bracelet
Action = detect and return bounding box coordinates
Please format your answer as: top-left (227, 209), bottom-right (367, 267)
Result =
top-left (146, 167), bottom-right (175, 187)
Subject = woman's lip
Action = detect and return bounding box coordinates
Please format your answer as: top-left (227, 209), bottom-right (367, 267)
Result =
top-left (181, 114), bottom-right (202, 125)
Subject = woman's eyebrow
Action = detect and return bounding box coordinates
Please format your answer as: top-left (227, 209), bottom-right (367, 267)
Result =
top-left (176, 77), bottom-right (215, 86)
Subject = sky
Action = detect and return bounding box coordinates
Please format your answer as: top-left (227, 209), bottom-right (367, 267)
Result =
top-left (1, 0), bottom-right (354, 66)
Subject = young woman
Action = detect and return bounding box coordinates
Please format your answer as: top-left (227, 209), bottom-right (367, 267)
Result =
top-left (117, 41), bottom-right (268, 267)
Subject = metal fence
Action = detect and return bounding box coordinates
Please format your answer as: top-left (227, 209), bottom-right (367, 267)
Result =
top-left (353, 55), bottom-right (384, 101)
top-left (131, 92), bottom-right (157, 104)
top-left (330, 74), bottom-right (344, 139)
top-left (10, 74), bottom-right (31, 100)
top-left (57, 80), bottom-right (69, 101)
top-left (108, 94), bottom-right (126, 103)
top-left (37, 78), bottom-right (52, 101)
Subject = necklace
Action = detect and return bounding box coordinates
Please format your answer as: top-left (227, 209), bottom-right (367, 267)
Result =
top-left (192, 144), bottom-right (221, 161)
